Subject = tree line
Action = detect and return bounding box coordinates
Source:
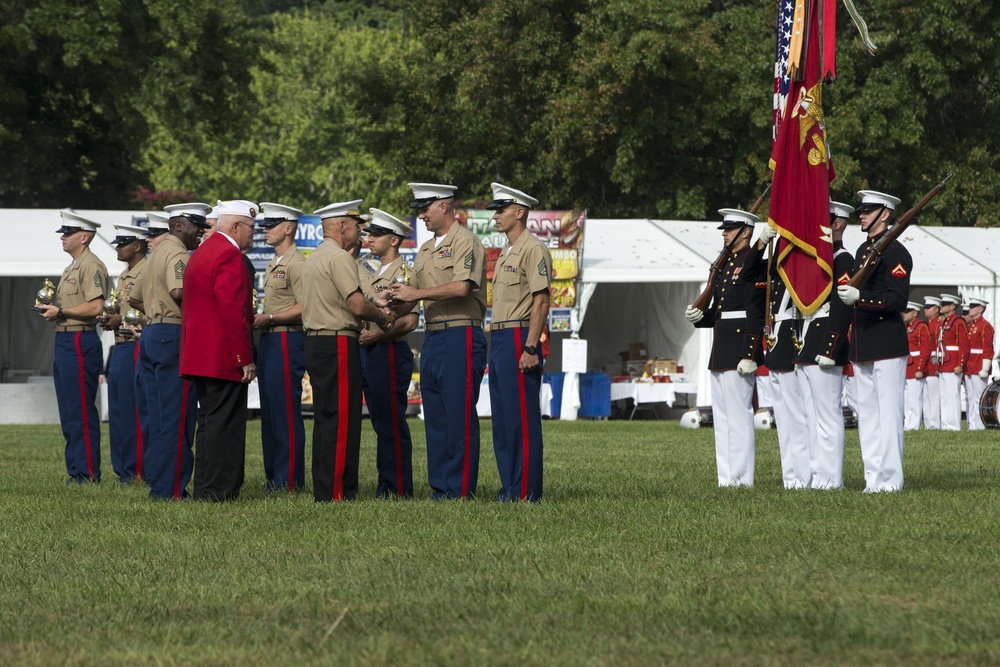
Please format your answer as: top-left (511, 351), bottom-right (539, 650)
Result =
top-left (2, 0), bottom-right (998, 225)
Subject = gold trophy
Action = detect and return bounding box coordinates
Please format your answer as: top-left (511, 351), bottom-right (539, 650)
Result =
top-left (118, 309), bottom-right (142, 339)
top-left (98, 289), bottom-right (119, 326)
top-left (252, 289), bottom-right (264, 315)
top-left (33, 279), bottom-right (55, 312)
top-left (393, 261), bottom-right (413, 287)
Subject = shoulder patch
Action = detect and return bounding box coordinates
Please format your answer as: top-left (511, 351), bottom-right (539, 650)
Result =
top-left (890, 263), bottom-right (907, 278)
top-left (174, 259), bottom-right (185, 280)
top-left (94, 273), bottom-right (103, 289)
top-left (537, 258), bottom-right (548, 277)
top-left (464, 249), bottom-right (475, 271)
top-left (837, 272), bottom-right (851, 285)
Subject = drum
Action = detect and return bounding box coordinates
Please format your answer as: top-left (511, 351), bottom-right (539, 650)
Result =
top-left (979, 380), bottom-right (1000, 429)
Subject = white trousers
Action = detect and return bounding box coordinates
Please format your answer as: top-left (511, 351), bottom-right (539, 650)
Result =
top-left (711, 371), bottom-right (755, 487)
top-left (964, 374), bottom-right (988, 430)
top-left (904, 377), bottom-right (925, 431)
top-left (756, 374), bottom-right (775, 408)
top-left (770, 369), bottom-right (811, 489)
top-left (922, 376), bottom-right (941, 429)
top-left (843, 376), bottom-right (859, 415)
top-left (799, 364), bottom-right (846, 489)
top-left (854, 357), bottom-right (906, 493)
top-left (939, 371), bottom-right (963, 431)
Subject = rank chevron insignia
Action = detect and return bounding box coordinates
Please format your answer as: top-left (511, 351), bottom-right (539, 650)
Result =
top-left (890, 263), bottom-right (907, 277)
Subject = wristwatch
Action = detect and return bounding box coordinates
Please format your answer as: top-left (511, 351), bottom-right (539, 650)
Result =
top-left (268, 313), bottom-right (275, 325)
top-left (523, 345), bottom-right (537, 355)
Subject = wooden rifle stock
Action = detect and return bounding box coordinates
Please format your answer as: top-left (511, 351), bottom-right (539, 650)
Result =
top-left (691, 184), bottom-right (772, 312)
top-left (847, 173), bottom-right (952, 289)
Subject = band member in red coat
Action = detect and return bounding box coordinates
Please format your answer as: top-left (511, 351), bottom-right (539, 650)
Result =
top-left (903, 302), bottom-right (932, 430)
top-left (965, 297), bottom-right (995, 430)
top-left (181, 200), bottom-right (257, 501)
top-left (921, 296), bottom-right (942, 429)
top-left (937, 293), bottom-right (969, 431)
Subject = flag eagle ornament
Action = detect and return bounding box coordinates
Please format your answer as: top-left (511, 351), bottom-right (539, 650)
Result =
top-left (767, 0), bottom-right (835, 316)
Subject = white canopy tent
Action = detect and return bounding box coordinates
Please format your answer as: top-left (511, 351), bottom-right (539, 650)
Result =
top-left (573, 220), bottom-right (1000, 406)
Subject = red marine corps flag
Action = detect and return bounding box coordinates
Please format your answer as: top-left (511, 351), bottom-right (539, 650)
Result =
top-left (768, 0), bottom-right (836, 315)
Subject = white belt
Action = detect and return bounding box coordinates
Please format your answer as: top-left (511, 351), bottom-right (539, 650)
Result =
top-left (971, 348), bottom-right (983, 354)
top-left (720, 310), bottom-right (747, 320)
top-left (945, 345), bottom-right (959, 351)
top-left (909, 351), bottom-right (920, 356)
top-left (774, 309), bottom-right (799, 322)
top-left (803, 302), bottom-right (831, 323)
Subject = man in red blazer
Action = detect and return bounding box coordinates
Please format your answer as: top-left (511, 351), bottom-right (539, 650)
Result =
top-left (181, 199), bottom-right (258, 501)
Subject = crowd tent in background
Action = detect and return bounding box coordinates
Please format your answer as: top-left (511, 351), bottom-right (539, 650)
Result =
top-left (2, 209), bottom-right (1000, 423)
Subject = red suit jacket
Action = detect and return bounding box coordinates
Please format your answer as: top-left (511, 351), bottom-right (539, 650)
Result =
top-left (180, 233), bottom-right (253, 382)
top-left (926, 317), bottom-right (940, 377)
top-left (937, 313), bottom-right (970, 373)
top-left (906, 319), bottom-right (932, 379)
top-left (967, 318), bottom-right (996, 376)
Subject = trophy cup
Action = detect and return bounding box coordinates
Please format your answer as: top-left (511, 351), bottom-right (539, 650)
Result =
top-left (388, 262), bottom-right (412, 303)
top-left (252, 289), bottom-right (264, 315)
top-left (33, 279), bottom-right (55, 313)
top-left (98, 289), bottom-right (119, 326)
top-left (118, 308), bottom-right (142, 339)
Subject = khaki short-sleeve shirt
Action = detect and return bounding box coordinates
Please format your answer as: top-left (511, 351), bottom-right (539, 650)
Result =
top-left (116, 257), bottom-right (148, 325)
top-left (263, 244), bottom-right (305, 319)
top-left (491, 230), bottom-right (552, 322)
top-left (144, 234), bottom-right (189, 320)
top-left (362, 256), bottom-right (409, 301)
top-left (56, 248), bottom-right (109, 326)
top-left (301, 239), bottom-right (362, 332)
top-left (413, 222), bottom-right (486, 323)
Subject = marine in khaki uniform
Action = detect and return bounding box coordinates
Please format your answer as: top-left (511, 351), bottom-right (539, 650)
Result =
top-left (252, 202), bottom-right (308, 492)
top-left (303, 200), bottom-right (394, 502)
top-left (105, 221), bottom-right (149, 483)
top-left (359, 208), bottom-right (420, 498)
top-left (132, 202), bottom-right (211, 499)
top-left (36, 210), bottom-right (109, 483)
top-left (390, 183), bottom-right (488, 500)
top-left (486, 183), bottom-right (552, 502)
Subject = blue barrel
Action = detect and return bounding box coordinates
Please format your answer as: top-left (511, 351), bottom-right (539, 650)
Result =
top-left (578, 372), bottom-right (611, 419)
top-left (544, 373), bottom-right (564, 419)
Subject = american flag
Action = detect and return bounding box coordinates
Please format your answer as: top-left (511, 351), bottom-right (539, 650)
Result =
top-left (773, 0), bottom-right (795, 140)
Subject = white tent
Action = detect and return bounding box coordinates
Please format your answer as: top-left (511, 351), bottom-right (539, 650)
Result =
top-left (573, 220), bottom-right (1000, 406)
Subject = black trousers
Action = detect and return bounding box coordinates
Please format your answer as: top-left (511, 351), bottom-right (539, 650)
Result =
top-left (193, 376), bottom-right (248, 502)
top-left (305, 335), bottom-right (362, 502)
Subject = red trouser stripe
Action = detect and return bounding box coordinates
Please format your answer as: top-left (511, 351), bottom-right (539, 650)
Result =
top-left (281, 332), bottom-right (295, 491)
top-left (133, 343), bottom-right (143, 478)
top-left (175, 380), bottom-right (190, 499)
top-left (514, 332), bottom-right (530, 500)
top-left (75, 332), bottom-right (95, 479)
top-left (334, 336), bottom-right (349, 501)
top-left (388, 343), bottom-right (404, 496)
top-left (462, 327), bottom-right (472, 498)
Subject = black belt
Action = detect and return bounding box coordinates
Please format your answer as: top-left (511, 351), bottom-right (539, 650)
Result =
top-left (264, 325), bottom-right (303, 333)
top-left (55, 325), bottom-right (96, 332)
top-left (306, 329), bottom-right (359, 338)
top-left (426, 319), bottom-right (483, 332)
top-left (149, 316), bottom-right (182, 325)
top-left (489, 319), bottom-right (530, 332)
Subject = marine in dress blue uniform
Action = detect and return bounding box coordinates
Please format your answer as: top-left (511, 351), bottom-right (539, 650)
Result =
top-left (390, 183), bottom-right (488, 500)
top-left (38, 211), bottom-right (109, 483)
top-left (486, 183), bottom-right (552, 502)
top-left (104, 221), bottom-right (149, 483)
top-left (131, 203), bottom-right (211, 499)
top-left (253, 202), bottom-right (308, 492)
top-left (794, 202), bottom-right (854, 489)
top-left (837, 190), bottom-right (911, 493)
top-left (686, 209), bottom-right (765, 487)
top-left (359, 208), bottom-right (420, 498)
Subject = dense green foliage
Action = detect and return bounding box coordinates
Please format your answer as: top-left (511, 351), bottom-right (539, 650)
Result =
top-left (2, 420), bottom-right (1000, 664)
top-left (2, 0), bottom-right (998, 224)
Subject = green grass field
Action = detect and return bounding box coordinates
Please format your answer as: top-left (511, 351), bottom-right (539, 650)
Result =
top-left (1, 419), bottom-right (999, 666)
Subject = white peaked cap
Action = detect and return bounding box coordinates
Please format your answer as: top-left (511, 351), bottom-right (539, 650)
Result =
top-left (208, 206), bottom-right (220, 219)
top-left (487, 182), bottom-right (539, 210)
top-left (857, 190), bottom-right (901, 211)
top-left (969, 297), bottom-right (989, 307)
top-left (905, 301), bottom-right (923, 311)
top-left (923, 296), bottom-right (942, 307)
top-left (112, 223), bottom-right (149, 240)
top-left (314, 199), bottom-right (365, 220)
top-left (940, 293), bottom-right (962, 305)
top-left (717, 208), bottom-right (760, 229)
top-left (57, 209), bottom-right (101, 233)
top-left (259, 202), bottom-right (303, 222)
top-left (216, 200), bottom-right (259, 218)
top-left (367, 208), bottom-right (414, 236)
top-left (146, 211), bottom-right (171, 232)
top-left (164, 202), bottom-right (213, 218)
top-left (830, 201), bottom-right (855, 218)
top-left (408, 183), bottom-right (458, 208)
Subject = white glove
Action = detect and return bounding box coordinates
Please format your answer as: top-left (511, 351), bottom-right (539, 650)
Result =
top-left (684, 305), bottom-right (704, 323)
top-left (981, 360), bottom-right (992, 379)
top-left (737, 359), bottom-right (758, 376)
top-left (815, 355), bottom-right (835, 368)
top-left (758, 224), bottom-right (778, 244)
top-left (837, 285), bottom-right (859, 306)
